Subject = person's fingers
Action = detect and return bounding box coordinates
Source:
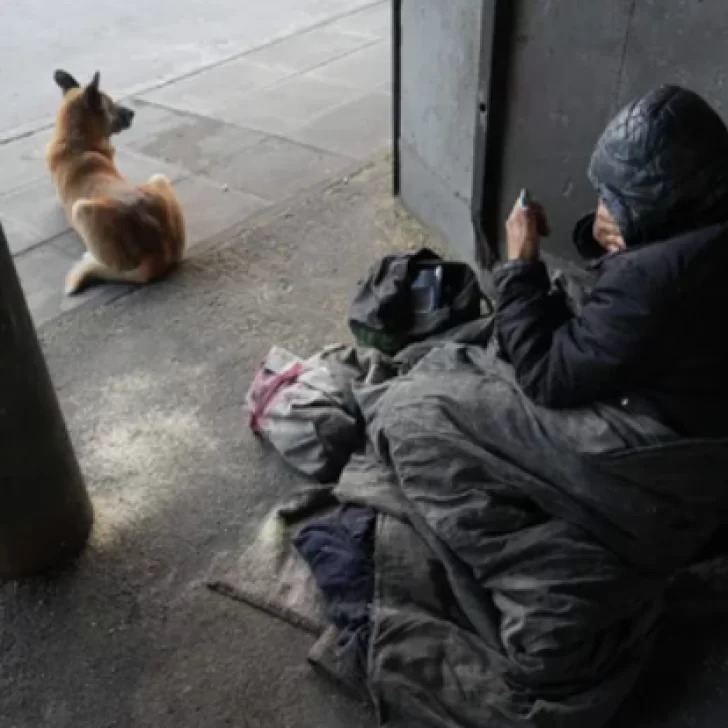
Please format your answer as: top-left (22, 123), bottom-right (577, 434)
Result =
top-left (596, 211), bottom-right (621, 236)
top-left (594, 214), bottom-right (622, 246)
top-left (506, 204), bottom-right (526, 232)
top-left (607, 234), bottom-right (626, 250)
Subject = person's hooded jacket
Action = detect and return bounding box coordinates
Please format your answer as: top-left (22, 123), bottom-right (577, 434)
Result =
top-left (495, 85), bottom-right (728, 437)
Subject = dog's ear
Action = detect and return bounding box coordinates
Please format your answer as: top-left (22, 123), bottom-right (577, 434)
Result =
top-left (54, 69), bottom-right (80, 95)
top-left (83, 71), bottom-right (102, 110)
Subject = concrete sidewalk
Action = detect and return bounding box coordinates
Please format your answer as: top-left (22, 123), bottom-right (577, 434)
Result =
top-left (0, 156), bottom-right (426, 728)
top-left (0, 1), bottom-right (391, 328)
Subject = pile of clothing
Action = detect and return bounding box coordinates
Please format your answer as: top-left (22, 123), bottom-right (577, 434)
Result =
top-left (236, 250), bottom-right (728, 728)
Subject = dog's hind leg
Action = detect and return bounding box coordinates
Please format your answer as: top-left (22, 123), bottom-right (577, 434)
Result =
top-left (64, 252), bottom-right (105, 295)
top-left (65, 252), bottom-right (158, 295)
top-left (71, 197), bottom-right (142, 270)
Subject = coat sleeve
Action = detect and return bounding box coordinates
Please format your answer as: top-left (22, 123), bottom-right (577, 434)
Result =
top-left (494, 259), bottom-right (665, 408)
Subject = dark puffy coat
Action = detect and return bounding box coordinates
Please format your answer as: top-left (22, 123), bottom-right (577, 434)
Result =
top-left (495, 86), bottom-right (728, 437)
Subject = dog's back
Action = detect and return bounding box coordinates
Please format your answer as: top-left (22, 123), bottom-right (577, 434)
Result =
top-left (47, 70), bottom-right (185, 294)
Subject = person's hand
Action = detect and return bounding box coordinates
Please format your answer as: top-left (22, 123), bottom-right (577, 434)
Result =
top-left (506, 197), bottom-right (550, 262)
top-left (593, 202), bottom-right (626, 253)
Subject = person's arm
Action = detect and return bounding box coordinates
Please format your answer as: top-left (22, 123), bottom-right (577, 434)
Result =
top-left (494, 258), bottom-right (664, 408)
top-left (495, 259), bottom-right (574, 328)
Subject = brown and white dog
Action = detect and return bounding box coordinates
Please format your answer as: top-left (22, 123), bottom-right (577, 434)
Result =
top-left (46, 70), bottom-right (185, 295)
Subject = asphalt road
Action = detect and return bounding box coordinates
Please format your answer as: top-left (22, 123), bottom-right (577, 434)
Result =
top-left (0, 0), bottom-right (374, 139)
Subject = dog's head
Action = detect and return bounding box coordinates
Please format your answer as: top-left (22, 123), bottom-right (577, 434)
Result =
top-left (53, 70), bottom-right (135, 138)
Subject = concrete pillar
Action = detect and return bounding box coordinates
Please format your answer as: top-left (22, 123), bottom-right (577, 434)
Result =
top-left (0, 222), bottom-right (93, 578)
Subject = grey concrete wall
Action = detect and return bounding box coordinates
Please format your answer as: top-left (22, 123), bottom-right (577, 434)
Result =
top-left (399, 0), bottom-right (728, 270)
top-left (398, 0), bottom-right (482, 264)
top-left (493, 1), bottom-right (634, 265)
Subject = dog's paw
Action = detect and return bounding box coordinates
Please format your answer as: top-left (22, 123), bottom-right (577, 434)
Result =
top-left (64, 262), bottom-right (87, 296)
top-left (64, 276), bottom-right (82, 296)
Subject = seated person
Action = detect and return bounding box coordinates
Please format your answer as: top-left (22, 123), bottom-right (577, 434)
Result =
top-left (495, 84), bottom-right (728, 437)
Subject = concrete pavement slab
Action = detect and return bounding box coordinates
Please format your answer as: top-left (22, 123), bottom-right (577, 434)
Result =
top-left (327, 1), bottom-right (391, 39)
top-left (12, 243), bottom-right (130, 327)
top-left (0, 177), bottom-right (70, 245)
top-left (126, 104), bottom-right (265, 174)
top-left (199, 135), bottom-right (355, 202)
top-left (240, 24), bottom-right (378, 74)
top-left (213, 75), bottom-right (364, 136)
top-left (289, 90), bottom-right (392, 160)
top-left (0, 127), bottom-right (53, 196)
top-left (115, 100), bottom-right (199, 147)
top-left (138, 59), bottom-right (289, 119)
top-left (50, 229), bottom-right (87, 259)
top-left (13, 244), bottom-right (75, 326)
top-left (114, 149), bottom-right (189, 186)
top-left (306, 39), bottom-right (391, 91)
top-left (1, 216), bottom-right (45, 256)
top-left (171, 176), bottom-right (270, 248)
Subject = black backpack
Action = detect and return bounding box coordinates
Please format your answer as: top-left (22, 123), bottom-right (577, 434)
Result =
top-left (349, 249), bottom-right (488, 355)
